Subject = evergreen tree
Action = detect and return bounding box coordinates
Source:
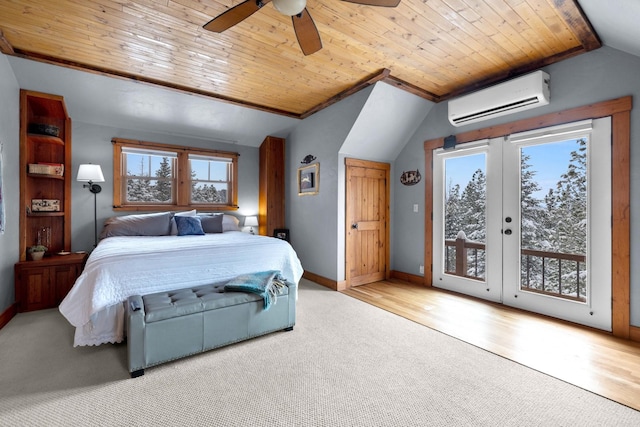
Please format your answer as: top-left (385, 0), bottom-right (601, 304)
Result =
top-left (460, 169), bottom-right (486, 243)
top-left (444, 180), bottom-right (462, 239)
top-left (520, 152), bottom-right (546, 290)
top-left (542, 138), bottom-right (588, 297)
top-left (153, 157), bottom-right (172, 202)
top-left (444, 180), bottom-right (463, 274)
top-left (127, 157), bottom-right (153, 202)
top-left (520, 153), bottom-right (547, 250)
top-left (450, 168), bottom-right (487, 278)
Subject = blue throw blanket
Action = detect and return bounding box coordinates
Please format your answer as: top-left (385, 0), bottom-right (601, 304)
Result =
top-left (224, 270), bottom-right (287, 310)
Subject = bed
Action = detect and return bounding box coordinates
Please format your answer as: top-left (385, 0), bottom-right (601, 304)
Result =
top-left (59, 212), bottom-right (303, 346)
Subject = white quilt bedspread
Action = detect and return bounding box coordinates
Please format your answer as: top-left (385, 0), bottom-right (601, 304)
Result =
top-left (59, 232), bottom-right (303, 346)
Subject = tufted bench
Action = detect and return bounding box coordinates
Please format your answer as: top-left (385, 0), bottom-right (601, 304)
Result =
top-left (126, 280), bottom-right (296, 377)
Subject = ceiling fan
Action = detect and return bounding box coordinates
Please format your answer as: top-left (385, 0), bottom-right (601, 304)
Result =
top-left (203, 0), bottom-right (401, 56)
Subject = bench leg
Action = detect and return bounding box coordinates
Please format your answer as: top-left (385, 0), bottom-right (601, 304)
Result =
top-left (283, 326), bottom-right (294, 332)
top-left (131, 369), bottom-right (145, 378)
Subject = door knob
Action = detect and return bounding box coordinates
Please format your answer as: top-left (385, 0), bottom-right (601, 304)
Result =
top-left (504, 229), bottom-right (512, 235)
top-left (351, 223), bottom-right (358, 230)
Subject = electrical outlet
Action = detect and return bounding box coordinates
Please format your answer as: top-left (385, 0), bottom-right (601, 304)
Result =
top-left (419, 265), bottom-right (424, 274)
top-left (413, 203), bottom-right (419, 213)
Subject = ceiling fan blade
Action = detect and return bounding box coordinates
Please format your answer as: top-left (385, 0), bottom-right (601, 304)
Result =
top-left (292, 8), bottom-right (322, 56)
top-left (203, 0), bottom-right (272, 33)
top-left (342, 0), bottom-right (400, 7)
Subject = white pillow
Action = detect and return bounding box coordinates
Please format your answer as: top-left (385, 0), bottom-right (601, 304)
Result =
top-left (170, 210), bottom-right (197, 235)
top-left (222, 215), bottom-right (240, 232)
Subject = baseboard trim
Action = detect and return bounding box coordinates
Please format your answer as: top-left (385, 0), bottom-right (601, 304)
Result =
top-left (0, 303), bottom-right (17, 331)
top-left (302, 271), bottom-right (347, 291)
top-left (629, 326), bottom-right (640, 343)
top-left (390, 270), bottom-right (426, 286)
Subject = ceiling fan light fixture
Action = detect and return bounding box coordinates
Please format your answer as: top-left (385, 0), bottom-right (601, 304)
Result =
top-left (273, 0), bottom-right (307, 16)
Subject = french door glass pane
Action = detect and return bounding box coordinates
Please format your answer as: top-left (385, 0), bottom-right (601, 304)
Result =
top-left (444, 154), bottom-right (487, 280)
top-left (519, 139), bottom-right (588, 302)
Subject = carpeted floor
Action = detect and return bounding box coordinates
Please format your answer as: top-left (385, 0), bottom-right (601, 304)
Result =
top-left (1, 279), bottom-right (638, 426)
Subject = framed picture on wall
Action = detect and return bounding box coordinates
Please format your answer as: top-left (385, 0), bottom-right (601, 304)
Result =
top-left (274, 228), bottom-right (290, 242)
top-left (298, 163), bottom-right (319, 196)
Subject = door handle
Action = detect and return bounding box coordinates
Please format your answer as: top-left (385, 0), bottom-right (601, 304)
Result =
top-left (351, 223), bottom-right (358, 230)
top-left (504, 229), bottom-right (512, 235)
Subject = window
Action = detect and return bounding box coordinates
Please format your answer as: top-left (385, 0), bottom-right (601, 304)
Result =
top-left (113, 138), bottom-right (238, 211)
top-left (190, 154), bottom-right (232, 204)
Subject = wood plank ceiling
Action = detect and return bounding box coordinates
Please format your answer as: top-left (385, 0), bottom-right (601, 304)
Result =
top-left (0, 0), bottom-right (600, 118)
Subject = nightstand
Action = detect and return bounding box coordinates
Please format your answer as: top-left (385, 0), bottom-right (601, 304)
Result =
top-left (14, 252), bottom-right (88, 312)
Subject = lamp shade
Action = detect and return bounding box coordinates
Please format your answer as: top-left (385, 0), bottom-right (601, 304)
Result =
top-left (245, 216), bottom-right (259, 227)
top-left (272, 0), bottom-right (306, 16)
top-left (77, 164), bottom-right (105, 182)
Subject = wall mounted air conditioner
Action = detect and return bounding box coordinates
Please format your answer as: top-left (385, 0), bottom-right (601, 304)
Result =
top-left (448, 70), bottom-right (550, 127)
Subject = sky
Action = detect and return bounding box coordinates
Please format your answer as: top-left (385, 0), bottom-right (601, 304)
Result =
top-left (126, 153), bottom-right (228, 181)
top-left (445, 138), bottom-right (581, 200)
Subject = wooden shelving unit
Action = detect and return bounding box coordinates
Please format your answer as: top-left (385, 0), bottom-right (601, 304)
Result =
top-left (16, 90), bottom-right (80, 312)
top-left (19, 90), bottom-right (72, 261)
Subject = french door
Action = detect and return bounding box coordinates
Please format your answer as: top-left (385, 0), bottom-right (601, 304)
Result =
top-left (433, 118), bottom-right (612, 331)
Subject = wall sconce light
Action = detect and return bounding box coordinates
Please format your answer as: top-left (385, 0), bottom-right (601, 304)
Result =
top-left (245, 215), bottom-right (259, 235)
top-left (77, 164), bottom-right (105, 247)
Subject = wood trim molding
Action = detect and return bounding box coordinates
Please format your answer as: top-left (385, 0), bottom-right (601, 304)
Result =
top-left (424, 96), bottom-right (632, 339)
top-left (629, 326), bottom-right (640, 343)
top-left (10, 48), bottom-right (302, 119)
top-left (390, 270), bottom-right (426, 286)
top-left (381, 75), bottom-right (440, 102)
top-left (0, 30), bottom-right (14, 54)
top-left (299, 69), bottom-right (391, 119)
top-left (8, 49), bottom-right (399, 120)
top-left (303, 271), bottom-right (347, 291)
top-left (0, 303), bottom-right (17, 331)
top-left (553, 0), bottom-right (602, 51)
top-left (111, 137), bottom-right (239, 211)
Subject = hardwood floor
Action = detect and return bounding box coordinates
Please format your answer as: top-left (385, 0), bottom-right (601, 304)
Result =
top-left (342, 279), bottom-right (640, 411)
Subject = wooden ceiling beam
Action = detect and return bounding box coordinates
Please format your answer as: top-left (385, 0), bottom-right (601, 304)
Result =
top-left (381, 75), bottom-right (440, 102)
top-left (299, 69), bottom-right (391, 119)
top-left (0, 30), bottom-right (14, 54)
top-left (551, 0), bottom-right (602, 51)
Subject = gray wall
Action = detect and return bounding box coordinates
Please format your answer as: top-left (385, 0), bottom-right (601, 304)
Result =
top-left (392, 46), bottom-right (640, 325)
top-left (0, 62), bottom-right (261, 315)
top-left (0, 55), bottom-right (20, 313)
top-left (285, 87), bottom-right (372, 282)
top-left (3, 45), bottom-right (640, 328)
top-left (71, 122), bottom-right (260, 252)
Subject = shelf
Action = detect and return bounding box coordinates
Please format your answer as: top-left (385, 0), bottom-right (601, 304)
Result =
top-left (27, 211), bottom-right (65, 217)
top-left (20, 90), bottom-right (72, 263)
top-left (27, 173), bottom-right (65, 180)
top-left (27, 134), bottom-right (64, 145)
top-left (16, 252), bottom-right (87, 267)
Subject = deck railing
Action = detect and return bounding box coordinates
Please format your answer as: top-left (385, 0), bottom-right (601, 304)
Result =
top-left (444, 234), bottom-right (586, 302)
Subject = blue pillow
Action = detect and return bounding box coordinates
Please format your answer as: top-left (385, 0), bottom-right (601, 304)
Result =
top-left (175, 215), bottom-right (205, 236)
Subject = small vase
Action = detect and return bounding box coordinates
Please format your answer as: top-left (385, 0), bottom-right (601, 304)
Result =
top-left (30, 251), bottom-right (45, 261)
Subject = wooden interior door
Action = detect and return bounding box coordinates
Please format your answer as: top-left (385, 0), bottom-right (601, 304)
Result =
top-left (345, 158), bottom-right (390, 287)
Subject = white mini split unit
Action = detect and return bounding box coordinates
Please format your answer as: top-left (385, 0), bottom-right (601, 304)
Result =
top-left (448, 70), bottom-right (550, 127)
